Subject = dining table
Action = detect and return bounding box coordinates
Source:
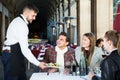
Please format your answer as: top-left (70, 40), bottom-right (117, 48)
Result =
top-left (29, 72), bottom-right (88, 80)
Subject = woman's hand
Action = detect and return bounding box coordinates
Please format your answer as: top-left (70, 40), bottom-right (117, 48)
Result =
top-left (88, 71), bottom-right (95, 80)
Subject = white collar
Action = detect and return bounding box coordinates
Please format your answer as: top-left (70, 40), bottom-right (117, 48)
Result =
top-left (109, 48), bottom-right (118, 54)
top-left (20, 14), bottom-right (29, 25)
top-left (55, 46), bottom-right (68, 54)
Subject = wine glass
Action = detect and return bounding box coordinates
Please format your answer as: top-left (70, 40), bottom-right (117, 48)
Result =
top-left (94, 67), bottom-right (101, 77)
top-left (59, 67), bottom-right (64, 75)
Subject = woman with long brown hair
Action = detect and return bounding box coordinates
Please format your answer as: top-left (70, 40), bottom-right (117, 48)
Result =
top-left (75, 32), bottom-right (104, 75)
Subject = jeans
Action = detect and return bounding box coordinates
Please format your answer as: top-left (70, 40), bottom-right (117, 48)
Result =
top-left (1, 51), bottom-right (27, 80)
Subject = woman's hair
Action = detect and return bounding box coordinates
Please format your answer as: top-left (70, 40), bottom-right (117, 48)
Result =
top-left (96, 38), bottom-right (103, 47)
top-left (82, 32), bottom-right (95, 65)
top-left (104, 30), bottom-right (120, 55)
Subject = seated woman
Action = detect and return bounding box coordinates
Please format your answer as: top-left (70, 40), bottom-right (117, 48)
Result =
top-left (96, 38), bottom-right (108, 57)
top-left (75, 32), bottom-right (104, 75)
top-left (96, 38), bottom-right (104, 48)
top-left (42, 32), bottom-right (77, 74)
top-left (89, 30), bottom-right (120, 80)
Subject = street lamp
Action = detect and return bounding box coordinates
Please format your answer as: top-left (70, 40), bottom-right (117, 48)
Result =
top-left (56, 22), bottom-right (65, 33)
top-left (63, 16), bottom-right (76, 33)
top-left (63, 16), bottom-right (76, 43)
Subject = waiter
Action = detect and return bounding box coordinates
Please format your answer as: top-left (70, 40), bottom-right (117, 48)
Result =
top-left (1, 3), bottom-right (46, 80)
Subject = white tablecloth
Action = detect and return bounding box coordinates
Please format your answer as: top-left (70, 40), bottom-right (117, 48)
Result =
top-left (30, 72), bottom-right (88, 80)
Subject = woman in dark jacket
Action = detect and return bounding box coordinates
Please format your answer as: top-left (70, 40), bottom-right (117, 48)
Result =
top-left (89, 30), bottom-right (120, 80)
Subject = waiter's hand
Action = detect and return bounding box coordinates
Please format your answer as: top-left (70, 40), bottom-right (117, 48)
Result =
top-left (39, 62), bottom-right (47, 69)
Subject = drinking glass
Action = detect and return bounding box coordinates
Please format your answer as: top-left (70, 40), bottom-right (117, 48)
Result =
top-left (88, 66), bottom-right (93, 72)
top-left (59, 67), bottom-right (64, 75)
top-left (94, 67), bottom-right (101, 77)
top-left (76, 67), bottom-right (80, 76)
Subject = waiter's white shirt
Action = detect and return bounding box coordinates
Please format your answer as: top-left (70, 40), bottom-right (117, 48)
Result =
top-left (3, 14), bottom-right (40, 66)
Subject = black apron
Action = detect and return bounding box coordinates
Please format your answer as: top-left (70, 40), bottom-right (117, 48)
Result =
top-left (10, 43), bottom-right (26, 76)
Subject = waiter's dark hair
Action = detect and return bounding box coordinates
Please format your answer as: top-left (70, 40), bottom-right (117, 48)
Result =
top-left (23, 3), bottom-right (39, 13)
top-left (59, 32), bottom-right (70, 42)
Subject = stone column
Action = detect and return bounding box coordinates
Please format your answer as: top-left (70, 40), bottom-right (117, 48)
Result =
top-left (79, 0), bottom-right (91, 44)
top-left (96, 0), bottom-right (113, 38)
top-left (76, 0), bottom-right (80, 45)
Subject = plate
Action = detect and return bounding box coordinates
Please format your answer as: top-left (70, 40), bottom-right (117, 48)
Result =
top-left (46, 63), bottom-right (61, 68)
top-left (47, 66), bottom-right (60, 68)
